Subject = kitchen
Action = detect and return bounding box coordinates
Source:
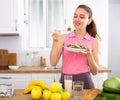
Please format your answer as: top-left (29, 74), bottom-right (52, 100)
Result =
top-left (0, 0), bottom-right (120, 99)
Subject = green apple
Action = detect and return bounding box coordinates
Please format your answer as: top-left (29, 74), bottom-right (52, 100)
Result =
top-left (43, 89), bottom-right (51, 100)
top-left (61, 91), bottom-right (70, 100)
top-left (50, 92), bottom-right (61, 100)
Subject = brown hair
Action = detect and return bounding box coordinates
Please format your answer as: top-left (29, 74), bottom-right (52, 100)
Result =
top-left (76, 5), bottom-right (100, 39)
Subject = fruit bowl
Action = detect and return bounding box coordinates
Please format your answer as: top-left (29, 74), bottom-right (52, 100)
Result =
top-left (8, 66), bottom-right (19, 70)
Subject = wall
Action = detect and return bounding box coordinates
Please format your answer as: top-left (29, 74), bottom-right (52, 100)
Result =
top-left (108, 0), bottom-right (120, 78)
top-left (0, 36), bottom-right (22, 52)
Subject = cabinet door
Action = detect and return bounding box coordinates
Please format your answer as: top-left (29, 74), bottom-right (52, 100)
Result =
top-left (92, 73), bottom-right (108, 89)
top-left (54, 73), bottom-right (61, 82)
top-left (0, 0), bottom-right (18, 34)
top-left (0, 73), bottom-right (31, 89)
top-left (31, 73), bottom-right (57, 87)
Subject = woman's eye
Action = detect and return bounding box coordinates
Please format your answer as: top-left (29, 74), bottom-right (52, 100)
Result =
top-left (74, 15), bottom-right (77, 18)
top-left (80, 16), bottom-right (85, 19)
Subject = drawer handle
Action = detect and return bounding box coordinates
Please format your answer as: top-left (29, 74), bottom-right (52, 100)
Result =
top-left (0, 84), bottom-right (12, 86)
top-left (0, 77), bottom-right (12, 79)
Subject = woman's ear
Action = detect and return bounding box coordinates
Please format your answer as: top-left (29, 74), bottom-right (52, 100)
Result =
top-left (87, 18), bottom-right (92, 25)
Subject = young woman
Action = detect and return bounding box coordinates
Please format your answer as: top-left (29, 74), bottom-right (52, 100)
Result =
top-left (50, 5), bottom-right (100, 89)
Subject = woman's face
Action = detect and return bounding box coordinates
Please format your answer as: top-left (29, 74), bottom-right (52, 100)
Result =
top-left (73, 8), bottom-right (91, 30)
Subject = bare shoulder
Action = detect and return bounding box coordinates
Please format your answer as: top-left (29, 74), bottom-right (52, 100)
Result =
top-left (93, 37), bottom-right (100, 53)
top-left (93, 37), bottom-right (100, 46)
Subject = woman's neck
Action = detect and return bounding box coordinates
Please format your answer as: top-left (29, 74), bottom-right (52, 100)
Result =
top-left (75, 29), bottom-right (86, 37)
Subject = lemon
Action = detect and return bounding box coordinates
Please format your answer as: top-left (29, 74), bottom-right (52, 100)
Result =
top-left (23, 85), bottom-right (42, 94)
top-left (31, 86), bottom-right (42, 99)
top-left (43, 89), bottom-right (51, 100)
top-left (50, 92), bottom-right (61, 100)
top-left (61, 91), bottom-right (70, 100)
top-left (49, 82), bottom-right (62, 92)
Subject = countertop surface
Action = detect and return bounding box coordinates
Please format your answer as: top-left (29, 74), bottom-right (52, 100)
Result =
top-left (0, 65), bottom-right (111, 73)
top-left (0, 89), bottom-right (89, 100)
top-left (0, 66), bottom-right (61, 73)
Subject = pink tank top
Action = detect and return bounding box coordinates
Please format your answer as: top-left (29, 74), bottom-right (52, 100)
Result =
top-left (62, 31), bottom-right (94, 74)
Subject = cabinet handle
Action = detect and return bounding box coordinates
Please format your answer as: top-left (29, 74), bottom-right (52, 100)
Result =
top-left (15, 19), bottom-right (18, 32)
top-left (24, 0), bottom-right (29, 24)
top-left (0, 84), bottom-right (12, 86)
top-left (0, 77), bottom-right (12, 79)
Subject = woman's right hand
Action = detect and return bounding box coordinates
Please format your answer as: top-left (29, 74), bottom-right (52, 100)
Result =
top-left (50, 29), bottom-right (65, 66)
top-left (52, 29), bottom-right (61, 41)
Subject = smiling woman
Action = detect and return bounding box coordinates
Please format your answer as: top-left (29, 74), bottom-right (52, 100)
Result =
top-left (23, 0), bottom-right (108, 76)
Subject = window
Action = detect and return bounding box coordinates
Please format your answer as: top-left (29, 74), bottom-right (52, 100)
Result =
top-left (46, 0), bottom-right (64, 48)
top-left (25, 0), bottom-right (64, 49)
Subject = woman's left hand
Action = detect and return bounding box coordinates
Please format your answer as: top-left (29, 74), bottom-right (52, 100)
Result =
top-left (78, 48), bottom-right (92, 55)
top-left (85, 48), bottom-right (92, 54)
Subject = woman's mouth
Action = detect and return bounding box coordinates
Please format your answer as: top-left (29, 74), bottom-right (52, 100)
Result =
top-left (75, 22), bottom-right (81, 26)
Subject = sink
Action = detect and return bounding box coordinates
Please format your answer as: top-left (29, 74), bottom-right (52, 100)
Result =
top-left (43, 66), bottom-right (61, 70)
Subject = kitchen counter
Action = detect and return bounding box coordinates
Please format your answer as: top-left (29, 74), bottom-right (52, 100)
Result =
top-left (0, 66), bottom-right (61, 73)
top-left (0, 89), bottom-right (89, 100)
top-left (0, 65), bottom-right (111, 73)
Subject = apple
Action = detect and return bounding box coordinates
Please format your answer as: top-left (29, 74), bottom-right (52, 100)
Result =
top-left (50, 82), bottom-right (62, 92)
top-left (61, 91), bottom-right (70, 100)
top-left (43, 89), bottom-right (51, 100)
top-left (50, 92), bottom-right (61, 100)
top-left (31, 87), bottom-right (42, 100)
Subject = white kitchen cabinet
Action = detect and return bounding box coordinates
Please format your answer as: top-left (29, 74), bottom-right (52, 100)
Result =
top-left (0, 73), bottom-right (61, 89)
top-left (0, 73), bottom-right (31, 89)
top-left (0, 72), bottom-right (107, 89)
top-left (31, 73), bottom-right (59, 87)
top-left (0, 0), bottom-right (22, 34)
top-left (92, 73), bottom-right (108, 89)
top-left (32, 73), bottom-right (107, 89)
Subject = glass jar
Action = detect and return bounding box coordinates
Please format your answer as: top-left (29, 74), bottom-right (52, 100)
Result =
top-left (32, 51), bottom-right (39, 67)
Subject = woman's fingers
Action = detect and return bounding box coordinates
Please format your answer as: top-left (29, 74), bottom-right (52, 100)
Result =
top-left (52, 29), bottom-right (61, 41)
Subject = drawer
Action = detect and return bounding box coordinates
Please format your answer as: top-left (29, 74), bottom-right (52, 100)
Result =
top-left (0, 73), bottom-right (31, 89)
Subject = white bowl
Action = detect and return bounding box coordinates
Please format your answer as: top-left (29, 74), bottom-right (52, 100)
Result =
top-left (8, 66), bottom-right (19, 70)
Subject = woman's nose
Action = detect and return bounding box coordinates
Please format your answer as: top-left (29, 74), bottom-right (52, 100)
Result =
top-left (75, 17), bottom-right (80, 21)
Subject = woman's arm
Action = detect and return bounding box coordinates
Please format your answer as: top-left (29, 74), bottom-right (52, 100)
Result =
top-left (87, 38), bottom-right (100, 75)
top-left (50, 32), bottom-right (66, 66)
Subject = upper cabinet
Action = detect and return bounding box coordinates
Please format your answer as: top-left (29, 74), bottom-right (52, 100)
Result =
top-left (0, 0), bottom-right (20, 35)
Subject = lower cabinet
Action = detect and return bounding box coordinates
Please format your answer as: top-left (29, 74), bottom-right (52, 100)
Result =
top-left (31, 73), bottom-right (61, 87)
top-left (0, 73), bottom-right (31, 89)
top-left (92, 73), bottom-right (108, 89)
top-left (0, 73), bottom-right (61, 89)
top-left (31, 73), bottom-right (55, 87)
top-left (0, 73), bottom-right (107, 89)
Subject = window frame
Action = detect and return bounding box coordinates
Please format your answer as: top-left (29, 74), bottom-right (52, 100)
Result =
top-left (23, 0), bottom-right (64, 50)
